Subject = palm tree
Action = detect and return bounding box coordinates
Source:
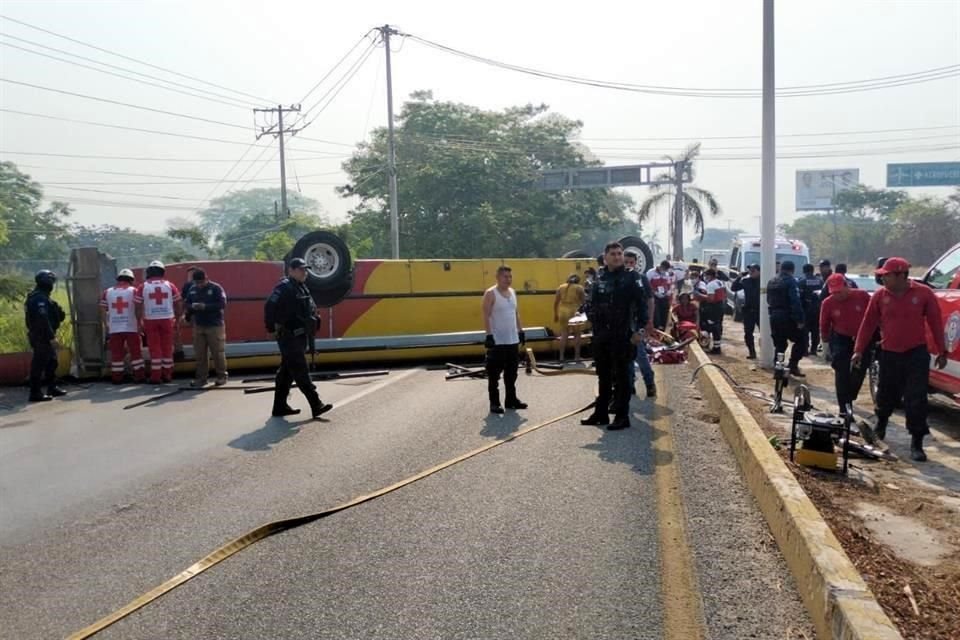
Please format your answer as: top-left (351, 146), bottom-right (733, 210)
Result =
top-left (637, 143), bottom-right (721, 260)
top-left (641, 229), bottom-right (664, 260)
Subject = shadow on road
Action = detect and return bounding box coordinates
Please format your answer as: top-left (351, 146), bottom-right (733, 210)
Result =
top-left (228, 416), bottom-right (313, 451)
top-left (580, 397), bottom-right (669, 475)
top-left (480, 412), bottom-right (528, 440)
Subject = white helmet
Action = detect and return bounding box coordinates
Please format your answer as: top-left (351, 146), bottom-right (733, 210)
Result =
top-left (117, 268), bottom-right (135, 280)
top-left (148, 260), bottom-right (165, 269)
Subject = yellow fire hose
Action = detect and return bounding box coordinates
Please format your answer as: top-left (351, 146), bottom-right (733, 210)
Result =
top-left (66, 400), bottom-right (594, 639)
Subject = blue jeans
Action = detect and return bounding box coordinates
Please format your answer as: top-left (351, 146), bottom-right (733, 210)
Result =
top-left (628, 342), bottom-right (655, 388)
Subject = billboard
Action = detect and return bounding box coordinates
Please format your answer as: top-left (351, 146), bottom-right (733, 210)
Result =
top-left (795, 169), bottom-right (859, 210)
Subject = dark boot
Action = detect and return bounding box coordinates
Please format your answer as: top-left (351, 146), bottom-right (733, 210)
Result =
top-left (746, 337), bottom-right (757, 360)
top-left (272, 405), bottom-right (301, 417)
top-left (490, 404), bottom-right (505, 414)
top-left (311, 401), bottom-right (334, 419)
top-left (646, 384), bottom-right (657, 399)
top-left (505, 398), bottom-right (527, 410)
top-left (910, 433), bottom-right (927, 462)
top-left (607, 415), bottom-right (631, 430)
top-left (47, 383), bottom-right (67, 397)
top-left (874, 417), bottom-right (888, 441)
top-left (28, 383), bottom-right (51, 402)
top-left (789, 366), bottom-right (806, 378)
top-left (580, 412), bottom-right (609, 426)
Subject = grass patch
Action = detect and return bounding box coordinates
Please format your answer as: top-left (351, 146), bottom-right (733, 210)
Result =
top-left (0, 289), bottom-right (73, 354)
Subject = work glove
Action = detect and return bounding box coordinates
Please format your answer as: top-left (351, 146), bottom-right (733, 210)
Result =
top-left (484, 334), bottom-right (495, 349)
top-left (518, 330), bottom-right (526, 346)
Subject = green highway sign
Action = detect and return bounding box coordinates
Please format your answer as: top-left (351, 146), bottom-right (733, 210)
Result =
top-left (886, 162), bottom-right (960, 187)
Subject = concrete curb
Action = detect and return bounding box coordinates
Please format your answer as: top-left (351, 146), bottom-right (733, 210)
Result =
top-left (687, 343), bottom-right (902, 640)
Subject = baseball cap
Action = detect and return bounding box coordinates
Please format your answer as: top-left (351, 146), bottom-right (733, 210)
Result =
top-left (826, 273), bottom-right (847, 293)
top-left (818, 259), bottom-right (831, 268)
top-left (289, 257), bottom-right (308, 269)
top-left (875, 256), bottom-right (910, 276)
top-left (747, 263), bottom-right (760, 271)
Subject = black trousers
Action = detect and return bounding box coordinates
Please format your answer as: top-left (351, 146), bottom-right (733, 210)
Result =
top-left (700, 303), bottom-right (723, 343)
top-left (28, 339), bottom-right (57, 392)
top-left (743, 307), bottom-right (759, 352)
top-left (273, 335), bottom-right (321, 412)
top-left (770, 317), bottom-right (806, 367)
top-left (485, 344), bottom-right (519, 406)
top-left (653, 297), bottom-right (671, 331)
top-left (593, 339), bottom-right (632, 420)
top-left (876, 346), bottom-right (930, 436)
top-left (805, 308), bottom-right (821, 354)
top-left (829, 335), bottom-right (871, 413)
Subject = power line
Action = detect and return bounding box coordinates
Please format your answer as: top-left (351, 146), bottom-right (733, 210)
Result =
top-left (11, 163), bottom-right (347, 181)
top-left (0, 78), bottom-right (251, 129)
top-left (0, 108), bottom-right (254, 145)
top-left (0, 14), bottom-right (276, 104)
top-left (298, 30), bottom-right (377, 106)
top-left (403, 32), bottom-right (960, 98)
top-left (0, 150), bottom-right (351, 161)
top-left (0, 35), bottom-right (252, 109)
top-left (41, 185), bottom-right (200, 200)
top-left (577, 124), bottom-right (960, 142)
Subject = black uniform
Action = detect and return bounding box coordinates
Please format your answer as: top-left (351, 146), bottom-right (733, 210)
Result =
top-left (798, 274), bottom-right (824, 354)
top-left (264, 277), bottom-right (324, 416)
top-left (24, 286), bottom-right (66, 399)
top-left (583, 265), bottom-right (649, 427)
top-left (731, 274), bottom-right (760, 358)
top-left (766, 271), bottom-right (806, 368)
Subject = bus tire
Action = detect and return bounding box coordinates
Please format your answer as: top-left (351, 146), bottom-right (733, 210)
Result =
top-left (291, 230), bottom-right (352, 291)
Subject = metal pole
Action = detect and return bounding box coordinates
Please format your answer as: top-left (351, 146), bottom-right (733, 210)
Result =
top-left (277, 105), bottom-right (288, 218)
top-left (673, 161), bottom-right (684, 259)
top-left (759, 0), bottom-right (776, 367)
top-left (382, 25), bottom-right (400, 259)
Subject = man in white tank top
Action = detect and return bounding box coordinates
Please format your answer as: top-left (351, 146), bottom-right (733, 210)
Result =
top-left (482, 265), bottom-right (527, 414)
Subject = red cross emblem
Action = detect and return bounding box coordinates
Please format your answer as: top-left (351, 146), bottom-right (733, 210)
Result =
top-left (148, 286), bottom-right (169, 305)
top-left (112, 296), bottom-right (130, 314)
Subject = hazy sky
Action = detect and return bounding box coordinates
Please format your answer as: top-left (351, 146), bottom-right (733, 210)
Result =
top-left (1, 0), bottom-right (958, 252)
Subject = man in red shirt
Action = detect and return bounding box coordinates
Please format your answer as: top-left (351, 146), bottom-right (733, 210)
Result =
top-left (852, 257), bottom-right (948, 461)
top-left (820, 274), bottom-right (871, 416)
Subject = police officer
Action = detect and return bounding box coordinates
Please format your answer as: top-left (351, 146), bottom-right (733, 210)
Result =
top-left (798, 263), bottom-right (824, 356)
top-left (731, 263), bottom-right (761, 359)
top-left (25, 270), bottom-right (67, 402)
top-left (580, 242), bottom-right (649, 431)
top-left (766, 260), bottom-right (807, 376)
top-left (852, 258), bottom-right (947, 461)
top-left (264, 258), bottom-right (333, 419)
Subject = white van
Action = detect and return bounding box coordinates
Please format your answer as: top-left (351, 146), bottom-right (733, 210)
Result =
top-left (726, 235), bottom-right (811, 318)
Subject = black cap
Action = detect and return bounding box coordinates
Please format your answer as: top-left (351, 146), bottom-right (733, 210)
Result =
top-left (780, 260), bottom-right (795, 272)
top-left (747, 263), bottom-right (760, 271)
top-left (289, 257), bottom-right (307, 269)
top-left (192, 268), bottom-right (207, 281)
top-left (818, 259), bottom-right (831, 267)
top-left (34, 269), bottom-right (56, 288)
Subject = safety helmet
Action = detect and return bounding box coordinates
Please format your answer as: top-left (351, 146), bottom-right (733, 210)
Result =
top-left (145, 259), bottom-right (166, 278)
top-left (117, 268), bottom-right (135, 282)
top-left (34, 269), bottom-right (57, 289)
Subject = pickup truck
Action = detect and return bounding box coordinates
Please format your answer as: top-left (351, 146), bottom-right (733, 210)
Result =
top-left (869, 242), bottom-right (960, 403)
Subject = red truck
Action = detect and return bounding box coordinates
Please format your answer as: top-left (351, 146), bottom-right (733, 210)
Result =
top-left (870, 242), bottom-right (960, 403)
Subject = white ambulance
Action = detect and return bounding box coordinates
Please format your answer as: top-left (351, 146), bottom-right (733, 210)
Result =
top-left (726, 235), bottom-right (811, 318)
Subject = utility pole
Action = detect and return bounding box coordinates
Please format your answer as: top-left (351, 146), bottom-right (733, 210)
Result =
top-left (672, 161), bottom-right (685, 259)
top-left (759, 0), bottom-right (776, 367)
top-left (254, 104), bottom-right (301, 218)
top-left (379, 24), bottom-right (400, 259)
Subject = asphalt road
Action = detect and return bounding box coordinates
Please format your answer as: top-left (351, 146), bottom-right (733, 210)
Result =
top-left (0, 362), bottom-right (813, 639)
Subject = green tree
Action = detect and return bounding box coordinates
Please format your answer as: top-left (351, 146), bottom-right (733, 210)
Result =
top-left (0, 161), bottom-right (73, 263)
top-left (637, 143), bottom-right (721, 259)
top-left (68, 224), bottom-right (189, 268)
top-left (887, 197), bottom-right (960, 266)
top-left (197, 188), bottom-right (323, 239)
top-left (340, 91), bottom-right (631, 258)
